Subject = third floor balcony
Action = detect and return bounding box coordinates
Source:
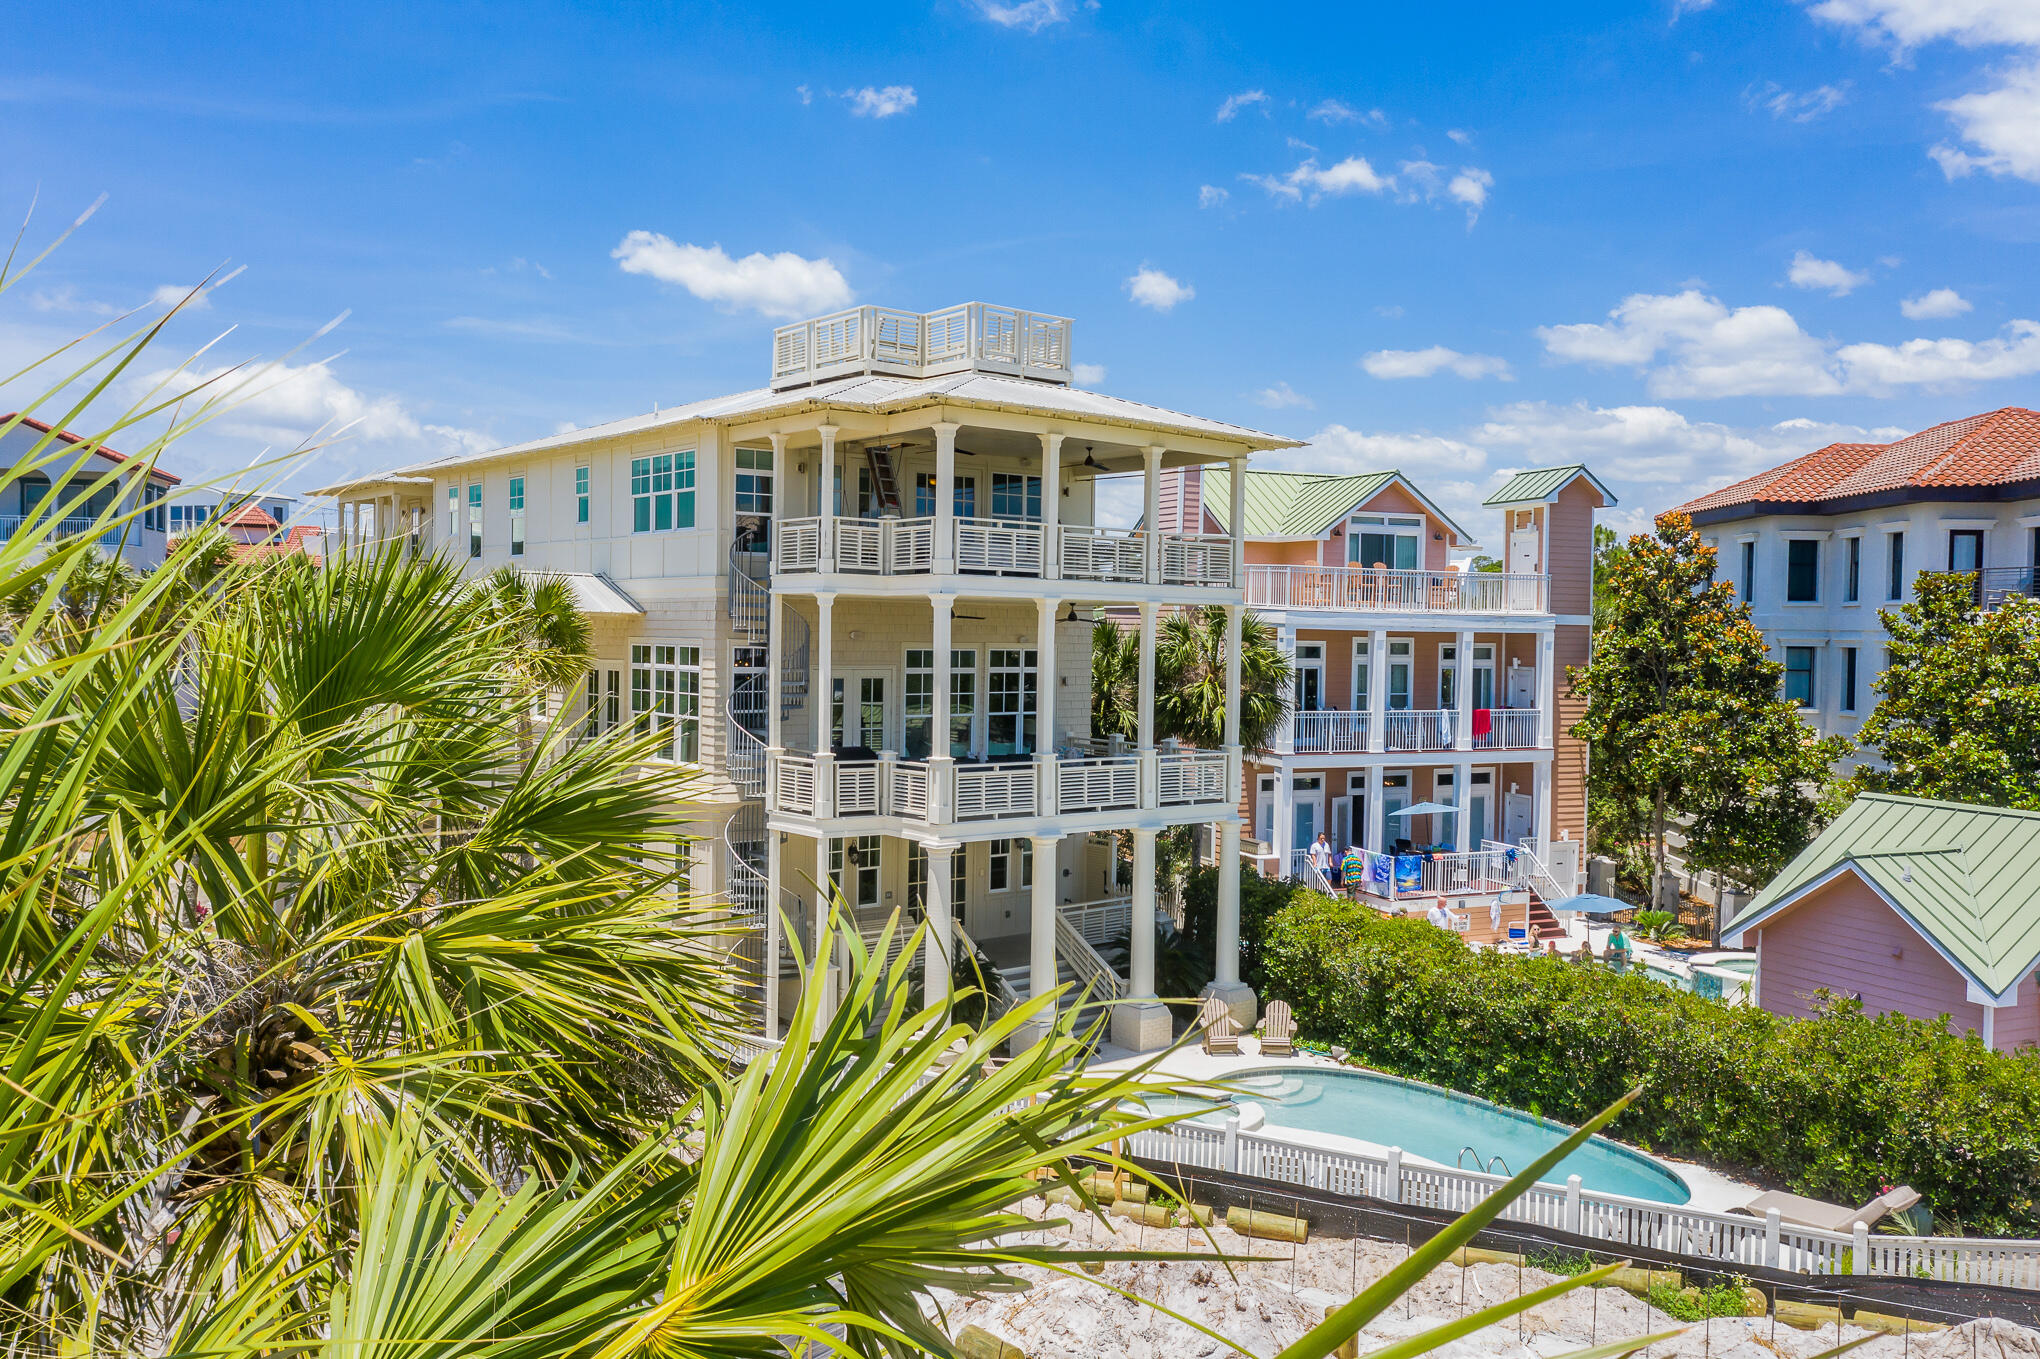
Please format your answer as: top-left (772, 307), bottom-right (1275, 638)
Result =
top-left (1278, 706), bottom-right (1544, 757)
top-left (1246, 564), bottom-right (1547, 616)
top-left (773, 515), bottom-right (1234, 589)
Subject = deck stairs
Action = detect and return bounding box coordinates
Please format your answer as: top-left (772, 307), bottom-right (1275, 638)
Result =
top-left (863, 445), bottom-right (903, 514)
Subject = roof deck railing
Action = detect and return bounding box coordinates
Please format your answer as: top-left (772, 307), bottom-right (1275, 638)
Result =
top-left (770, 303), bottom-right (1073, 390)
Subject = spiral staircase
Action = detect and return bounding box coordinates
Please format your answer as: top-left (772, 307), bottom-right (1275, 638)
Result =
top-left (723, 527), bottom-right (809, 1013)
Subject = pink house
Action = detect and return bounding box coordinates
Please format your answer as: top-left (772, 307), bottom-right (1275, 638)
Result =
top-left (1725, 794), bottom-right (2040, 1051)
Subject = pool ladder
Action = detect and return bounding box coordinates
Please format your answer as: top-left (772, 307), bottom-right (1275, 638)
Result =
top-left (1457, 1145), bottom-right (1512, 1176)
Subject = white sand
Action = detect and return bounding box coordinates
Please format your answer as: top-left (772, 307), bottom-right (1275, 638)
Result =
top-left (932, 1197), bottom-right (2040, 1359)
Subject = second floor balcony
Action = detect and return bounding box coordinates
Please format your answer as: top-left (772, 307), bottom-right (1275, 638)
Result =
top-left (767, 744), bottom-right (1232, 827)
top-left (773, 515), bottom-right (1234, 589)
top-left (1278, 706), bottom-right (1543, 756)
top-left (1247, 564), bottom-right (1547, 616)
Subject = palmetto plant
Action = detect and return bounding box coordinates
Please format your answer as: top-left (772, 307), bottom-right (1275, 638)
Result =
top-left (1090, 607), bottom-right (1293, 752)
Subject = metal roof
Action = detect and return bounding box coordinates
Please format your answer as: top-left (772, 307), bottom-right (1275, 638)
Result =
top-left (1200, 467), bottom-right (1474, 544)
top-left (547, 571), bottom-right (645, 615)
top-left (1483, 465), bottom-right (1616, 507)
top-left (312, 371), bottom-right (1301, 497)
top-left (1725, 793), bottom-right (2040, 1003)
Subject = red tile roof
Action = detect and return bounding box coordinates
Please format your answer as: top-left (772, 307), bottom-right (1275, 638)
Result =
top-left (218, 501), bottom-right (281, 530)
top-left (1677, 407), bottom-right (2040, 518)
top-left (0, 412), bottom-right (183, 485)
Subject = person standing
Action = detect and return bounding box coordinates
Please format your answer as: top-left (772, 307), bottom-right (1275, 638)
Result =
top-left (1308, 831), bottom-right (1334, 884)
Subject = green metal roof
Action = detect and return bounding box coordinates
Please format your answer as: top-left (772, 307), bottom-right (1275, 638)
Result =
top-left (1202, 468), bottom-right (1472, 542)
top-left (1482, 464), bottom-right (1617, 507)
top-left (1726, 793), bottom-right (2040, 1002)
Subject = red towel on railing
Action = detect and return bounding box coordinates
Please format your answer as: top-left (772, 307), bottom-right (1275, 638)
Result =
top-left (1472, 708), bottom-right (1492, 738)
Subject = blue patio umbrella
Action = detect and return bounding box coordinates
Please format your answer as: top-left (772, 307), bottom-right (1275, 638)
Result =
top-left (1550, 893), bottom-right (1631, 917)
top-left (1388, 801), bottom-right (1459, 817)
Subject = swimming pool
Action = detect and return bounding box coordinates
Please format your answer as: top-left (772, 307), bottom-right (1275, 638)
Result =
top-left (1153, 1067), bottom-right (1690, 1205)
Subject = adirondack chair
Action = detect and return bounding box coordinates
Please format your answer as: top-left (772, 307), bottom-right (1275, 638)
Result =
top-left (1261, 1000), bottom-right (1296, 1056)
top-left (1199, 994), bottom-right (1240, 1056)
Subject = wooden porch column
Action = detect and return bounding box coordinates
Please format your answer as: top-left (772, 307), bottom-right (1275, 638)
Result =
top-left (817, 424), bottom-right (839, 572)
top-left (924, 844), bottom-right (954, 1011)
top-left (1142, 445), bottom-right (1165, 585)
top-left (1537, 626), bottom-right (1557, 748)
top-left (1029, 833), bottom-right (1059, 1022)
top-left (1454, 628), bottom-right (1476, 752)
top-left (1366, 627), bottom-right (1389, 755)
top-left (1039, 432), bottom-right (1062, 580)
top-left (933, 421), bottom-right (958, 573)
top-left (764, 831), bottom-right (782, 1040)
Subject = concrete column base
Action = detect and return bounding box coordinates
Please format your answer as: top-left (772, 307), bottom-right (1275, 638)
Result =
top-left (1110, 999), bottom-right (1173, 1054)
top-left (1006, 1017), bottom-right (1054, 1056)
top-left (1199, 979), bottom-right (1258, 1031)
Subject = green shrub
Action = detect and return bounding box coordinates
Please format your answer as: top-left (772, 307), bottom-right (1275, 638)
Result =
top-left (1645, 1279), bottom-right (1750, 1321)
top-left (1260, 893), bottom-right (2040, 1235)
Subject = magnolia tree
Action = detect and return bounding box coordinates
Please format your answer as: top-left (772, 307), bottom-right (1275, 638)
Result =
top-left (1570, 513), bottom-right (1848, 903)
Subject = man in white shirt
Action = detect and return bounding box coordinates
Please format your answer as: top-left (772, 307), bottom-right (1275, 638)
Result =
top-left (1308, 832), bottom-right (1334, 882)
top-left (1426, 899), bottom-right (1451, 930)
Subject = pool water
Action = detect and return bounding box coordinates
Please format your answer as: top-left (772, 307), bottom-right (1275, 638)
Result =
top-left (1157, 1067), bottom-right (1690, 1205)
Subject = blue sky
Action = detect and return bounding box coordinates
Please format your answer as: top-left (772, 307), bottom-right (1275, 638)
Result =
top-left (4, 0), bottom-right (2038, 546)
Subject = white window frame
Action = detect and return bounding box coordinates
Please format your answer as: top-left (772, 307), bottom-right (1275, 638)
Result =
top-left (988, 838), bottom-right (1033, 892)
top-left (1781, 532), bottom-right (1826, 606)
top-left (630, 643), bottom-right (701, 762)
top-left (986, 648), bottom-right (1037, 756)
top-left (630, 451), bottom-right (697, 533)
top-left (1294, 641), bottom-right (1325, 712)
top-left (1347, 513), bottom-right (1423, 571)
top-left (467, 481), bottom-right (483, 559)
top-left (575, 465), bottom-right (590, 525)
top-left (1351, 637), bottom-right (1370, 711)
top-left (508, 471), bottom-right (526, 557)
top-left (735, 446), bottom-right (774, 538)
top-left (1841, 531), bottom-right (1863, 605)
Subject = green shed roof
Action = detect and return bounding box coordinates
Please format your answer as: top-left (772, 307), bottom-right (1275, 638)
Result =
top-left (1483, 465), bottom-right (1617, 507)
top-left (1201, 467), bottom-right (1472, 543)
top-left (1725, 793), bottom-right (2040, 1003)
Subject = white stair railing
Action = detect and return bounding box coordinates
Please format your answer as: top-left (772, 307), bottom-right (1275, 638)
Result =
top-left (1054, 911), bottom-right (1126, 1001)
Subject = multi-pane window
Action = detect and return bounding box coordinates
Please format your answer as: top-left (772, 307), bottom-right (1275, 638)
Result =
top-left (1294, 641), bottom-right (1324, 711)
top-left (731, 645), bottom-right (767, 739)
top-left (446, 483), bottom-right (458, 544)
top-left (630, 644), bottom-right (700, 761)
top-left (1845, 536), bottom-right (1861, 603)
top-left (1841, 647), bottom-right (1858, 714)
top-left (830, 835), bottom-right (881, 909)
top-left (584, 671), bottom-right (601, 739)
top-left (1386, 638), bottom-right (1412, 710)
top-left (987, 648), bottom-right (1036, 756)
top-left (948, 649), bottom-right (976, 758)
top-left (1785, 539), bottom-right (1818, 602)
top-left (1887, 532), bottom-right (1905, 601)
top-left (170, 503), bottom-right (213, 534)
top-left (142, 485), bottom-right (165, 532)
top-left (904, 649), bottom-right (935, 759)
top-left (1348, 514), bottom-right (1422, 571)
top-left (575, 465), bottom-right (590, 525)
top-left (508, 474), bottom-right (526, 557)
top-left (1783, 646), bottom-right (1816, 709)
top-left (914, 473), bottom-right (977, 518)
top-left (630, 452), bottom-right (696, 532)
top-left (907, 844), bottom-right (927, 912)
top-left (605, 670), bottom-right (621, 731)
top-left (467, 482), bottom-right (483, 559)
top-left (1739, 541), bottom-right (1755, 603)
top-left (1352, 638), bottom-right (1370, 710)
top-left (1438, 643), bottom-right (1456, 710)
top-left (990, 473), bottom-right (1041, 521)
top-left (989, 838), bottom-right (1032, 891)
top-left (735, 446), bottom-right (773, 546)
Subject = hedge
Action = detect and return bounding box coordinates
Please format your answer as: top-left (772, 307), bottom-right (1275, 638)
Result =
top-left (1261, 892), bottom-right (2040, 1236)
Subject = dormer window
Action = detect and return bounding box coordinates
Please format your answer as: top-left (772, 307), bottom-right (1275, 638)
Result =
top-left (1348, 513), bottom-right (1422, 571)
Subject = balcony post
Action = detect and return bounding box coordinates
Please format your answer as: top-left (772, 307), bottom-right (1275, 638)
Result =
top-left (1142, 445), bottom-right (1165, 585)
top-left (930, 594), bottom-right (954, 821)
top-left (1367, 627), bottom-right (1389, 754)
top-left (1029, 833), bottom-right (1059, 1027)
top-left (1036, 596), bottom-right (1060, 814)
top-left (814, 594), bottom-right (835, 817)
top-left (1230, 455), bottom-right (1247, 591)
top-left (1223, 602), bottom-right (1244, 792)
top-left (814, 834), bottom-right (837, 1030)
top-left (1111, 828), bottom-right (1172, 1052)
top-left (933, 421), bottom-right (958, 573)
top-left (1454, 628), bottom-right (1475, 752)
top-left (764, 831), bottom-right (782, 1041)
top-left (1454, 758), bottom-right (1474, 853)
top-left (817, 424), bottom-right (839, 572)
top-left (1368, 776), bottom-right (1388, 854)
top-left (1040, 433), bottom-right (1062, 580)
top-left (1536, 627), bottom-right (1557, 747)
top-left (1138, 600), bottom-right (1159, 804)
top-left (767, 591), bottom-right (785, 752)
top-left (1534, 759), bottom-right (1554, 845)
top-left (925, 843), bottom-right (954, 1011)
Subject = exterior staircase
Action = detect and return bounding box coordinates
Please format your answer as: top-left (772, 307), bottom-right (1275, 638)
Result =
top-left (863, 445), bottom-right (903, 514)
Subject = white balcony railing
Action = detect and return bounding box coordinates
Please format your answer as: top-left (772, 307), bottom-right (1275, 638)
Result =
top-left (764, 748), bottom-right (1227, 823)
top-left (1056, 755), bottom-right (1142, 813)
top-left (888, 761), bottom-right (930, 818)
top-left (1160, 534), bottom-right (1234, 588)
top-left (773, 753), bottom-right (819, 814)
top-left (953, 763), bottom-right (1037, 819)
top-left (1473, 708), bottom-right (1540, 749)
top-left (771, 303), bottom-right (1073, 389)
top-left (954, 517), bottom-right (1044, 575)
top-left (771, 514), bottom-right (1233, 589)
top-left (1384, 709), bottom-right (1455, 752)
top-left (1058, 525), bottom-right (1146, 583)
top-left (834, 761), bottom-right (880, 815)
top-left (0, 515), bottom-right (124, 546)
top-left (1289, 711), bottom-right (1371, 754)
top-left (1157, 750), bottom-right (1230, 805)
top-left (1246, 565), bottom-right (1547, 615)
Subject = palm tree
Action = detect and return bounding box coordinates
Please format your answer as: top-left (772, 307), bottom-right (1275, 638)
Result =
top-left (1089, 615), bottom-right (1141, 741)
top-left (471, 563), bottom-right (596, 695)
top-left (1154, 604), bottom-right (1293, 752)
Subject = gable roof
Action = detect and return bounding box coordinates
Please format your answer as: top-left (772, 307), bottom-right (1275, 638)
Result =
top-left (1199, 467), bottom-right (1474, 544)
top-left (1725, 793), bottom-right (2040, 1002)
top-left (1484, 465), bottom-right (1616, 507)
top-left (218, 501), bottom-right (280, 531)
top-left (312, 371), bottom-right (1303, 496)
top-left (1, 413), bottom-right (182, 485)
top-left (1677, 407), bottom-right (2040, 523)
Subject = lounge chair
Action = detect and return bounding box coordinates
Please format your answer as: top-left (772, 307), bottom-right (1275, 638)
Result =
top-left (1199, 995), bottom-right (1240, 1057)
top-left (1261, 1000), bottom-right (1295, 1056)
top-left (1733, 1185), bottom-right (1921, 1233)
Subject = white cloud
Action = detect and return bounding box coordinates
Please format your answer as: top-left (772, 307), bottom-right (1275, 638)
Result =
top-left (1746, 80), bottom-right (1851, 121)
top-left (1541, 285), bottom-right (2040, 396)
top-left (1362, 346), bottom-right (1512, 380)
top-left (1446, 128), bottom-right (1473, 145)
top-left (1307, 98), bottom-right (1362, 124)
top-left (797, 84), bottom-right (813, 105)
top-left (1071, 362), bottom-right (1107, 386)
top-left (1197, 184), bottom-right (1229, 208)
top-left (1216, 90), bottom-right (1269, 122)
top-left (844, 85), bottom-right (917, 118)
top-left (1251, 381), bottom-right (1314, 409)
top-left (1900, 287), bottom-right (1973, 319)
top-left (1786, 249), bottom-right (1871, 296)
top-left (1244, 155), bottom-right (1391, 202)
top-left (151, 284), bottom-right (212, 311)
top-left (1259, 423), bottom-right (1487, 475)
top-left (1375, 304), bottom-right (1405, 319)
top-left (969, 0), bottom-right (1074, 30)
top-left (1447, 167), bottom-right (1493, 224)
top-left (1537, 289), bottom-right (1839, 397)
top-left (610, 234), bottom-right (853, 319)
top-left (1806, 0), bottom-right (2040, 182)
top-left (1125, 266), bottom-right (1194, 312)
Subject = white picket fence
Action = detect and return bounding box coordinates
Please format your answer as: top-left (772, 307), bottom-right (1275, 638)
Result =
top-left (1128, 1112), bottom-right (2040, 1288)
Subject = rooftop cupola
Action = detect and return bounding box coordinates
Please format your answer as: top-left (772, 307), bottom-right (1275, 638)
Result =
top-left (770, 302), bottom-right (1072, 391)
